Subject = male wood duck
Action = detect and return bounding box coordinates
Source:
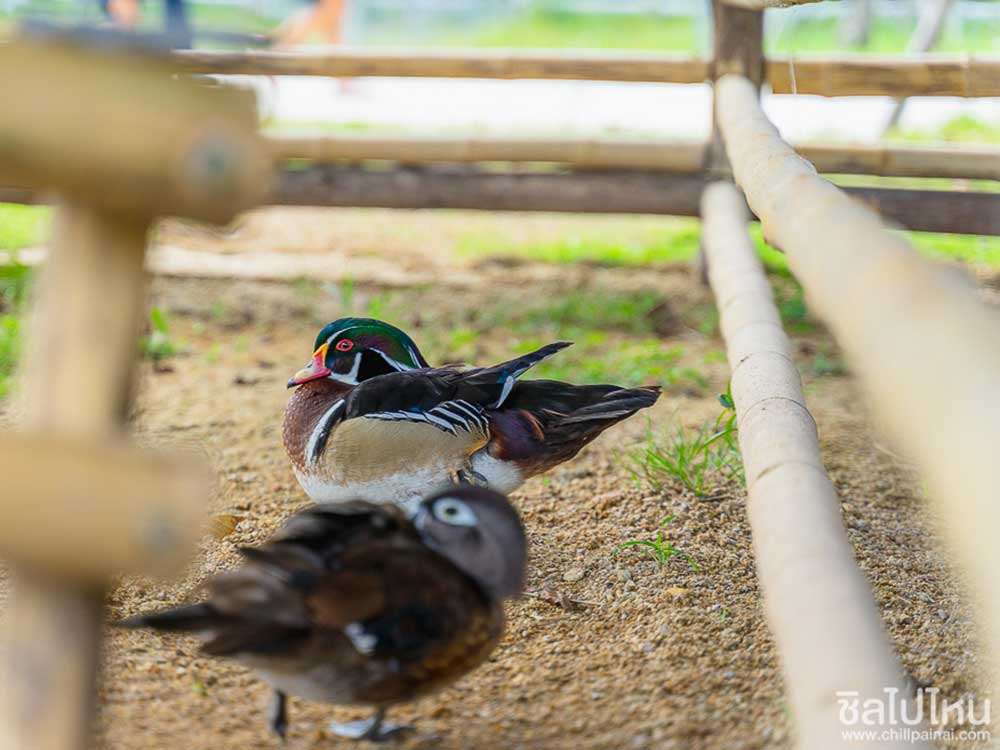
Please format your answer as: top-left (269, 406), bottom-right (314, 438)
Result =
top-left (119, 485), bottom-right (526, 743)
top-left (282, 317), bottom-right (661, 506)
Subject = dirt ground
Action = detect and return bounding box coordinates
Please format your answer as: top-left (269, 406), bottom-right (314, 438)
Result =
top-left (6, 208), bottom-right (992, 749)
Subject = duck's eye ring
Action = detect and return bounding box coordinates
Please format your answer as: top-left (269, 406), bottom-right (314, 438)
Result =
top-left (432, 498), bottom-right (477, 527)
top-left (335, 339), bottom-right (354, 352)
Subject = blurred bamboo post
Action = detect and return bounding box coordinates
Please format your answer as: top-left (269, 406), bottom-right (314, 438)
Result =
top-left (701, 182), bottom-right (924, 750)
top-left (0, 36), bottom-right (268, 750)
top-left (716, 70), bottom-right (1000, 741)
top-left (3, 206), bottom-right (152, 750)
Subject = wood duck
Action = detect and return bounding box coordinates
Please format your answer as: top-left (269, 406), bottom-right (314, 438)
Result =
top-left (119, 485), bottom-right (526, 743)
top-left (282, 317), bottom-right (660, 506)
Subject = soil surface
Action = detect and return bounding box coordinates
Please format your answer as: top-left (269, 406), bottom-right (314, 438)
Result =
top-left (4, 208), bottom-right (992, 749)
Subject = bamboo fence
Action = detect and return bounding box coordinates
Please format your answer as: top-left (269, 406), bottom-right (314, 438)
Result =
top-left (717, 69), bottom-right (1000, 743)
top-left (701, 180), bottom-right (924, 750)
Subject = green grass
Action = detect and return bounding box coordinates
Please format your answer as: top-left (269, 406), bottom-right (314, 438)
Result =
top-left (618, 515), bottom-right (698, 570)
top-left (0, 260), bottom-right (31, 399)
top-left (423, 9), bottom-right (1000, 53)
top-left (892, 114), bottom-right (1000, 145)
top-left (440, 10), bottom-right (698, 51)
top-left (0, 204), bottom-right (49, 251)
top-left (769, 17), bottom-right (1000, 54)
top-left (628, 392), bottom-right (744, 497)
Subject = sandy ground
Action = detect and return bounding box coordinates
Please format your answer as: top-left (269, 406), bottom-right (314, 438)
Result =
top-left (2, 208), bottom-right (992, 749)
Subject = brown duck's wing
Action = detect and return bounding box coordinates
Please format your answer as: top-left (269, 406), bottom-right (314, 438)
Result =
top-left (120, 503), bottom-right (411, 657)
top-left (488, 380), bottom-right (661, 474)
top-left (331, 545), bottom-right (503, 702)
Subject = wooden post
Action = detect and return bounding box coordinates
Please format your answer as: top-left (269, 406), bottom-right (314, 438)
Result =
top-left (2, 205), bottom-right (151, 750)
top-left (0, 36), bottom-right (267, 750)
top-left (700, 0), bottom-right (764, 282)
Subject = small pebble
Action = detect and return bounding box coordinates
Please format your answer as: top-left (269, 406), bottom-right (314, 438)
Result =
top-left (563, 567), bottom-right (586, 583)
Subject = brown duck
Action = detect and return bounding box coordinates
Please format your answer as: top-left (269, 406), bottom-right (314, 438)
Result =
top-left (119, 485), bottom-right (526, 742)
top-left (282, 318), bottom-right (661, 507)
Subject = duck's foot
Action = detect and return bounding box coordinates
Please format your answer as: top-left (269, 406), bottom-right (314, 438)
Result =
top-left (268, 689), bottom-right (289, 741)
top-left (329, 708), bottom-right (412, 743)
top-left (455, 467), bottom-right (488, 487)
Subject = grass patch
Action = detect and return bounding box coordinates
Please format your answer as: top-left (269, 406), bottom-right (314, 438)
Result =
top-left (0, 260), bottom-right (31, 399)
top-left (891, 114), bottom-right (1000, 145)
top-left (441, 9), bottom-right (699, 50)
top-left (0, 204), bottom-right (49, 251)
top-left (769, 17), bottom-right (1000, 54)
top-left (617, 515), bottom-right (698, 571)
top-left (628, 391), bottom-right (743, 497)
top-left (141, 307), bottom-right (183, 368)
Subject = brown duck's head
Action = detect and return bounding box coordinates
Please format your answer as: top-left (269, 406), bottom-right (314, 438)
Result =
top-left (287, 318), bottom-right (430, 389)
top-left (414, 486), bottom-right (527, 601)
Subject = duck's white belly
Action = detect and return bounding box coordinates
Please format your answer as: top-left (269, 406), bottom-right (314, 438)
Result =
top-left (294, 463), bottom-right (458, 511)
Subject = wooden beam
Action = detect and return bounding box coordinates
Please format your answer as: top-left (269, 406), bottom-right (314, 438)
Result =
top-left (0, 434), bottom-right (210, 581)
top-left (701, 181), bottom-right (921, 750)
top-left (716, 71), bottom-right (1000, 735)
top-left (271, 165), bottom-right (1000, 236)
top-left (0, 37), bottom-right (269, 223)
top-left (7, 164), bottom-right (998, 235)
top-left (766, 54), bottom-right (1000, 97)
top-left (267, 135), bottom-right (1000, 181)
top-left (273, 166), bottom-right (710, 216)
top-left (171, 47), bottom-right (1000, 98)
top-left (174, 46), bottom-right (711, 84)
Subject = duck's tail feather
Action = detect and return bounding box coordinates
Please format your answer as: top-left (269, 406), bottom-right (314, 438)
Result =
top-left (464, 342), bottom-right (572, 408)
top-left (557, 386), bottom-right (661, 424)
top-left (116, 603), bottom-right (221, 633)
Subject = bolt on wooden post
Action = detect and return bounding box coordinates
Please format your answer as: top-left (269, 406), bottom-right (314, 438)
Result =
top-left (0, 37), bottom-right (269, 750)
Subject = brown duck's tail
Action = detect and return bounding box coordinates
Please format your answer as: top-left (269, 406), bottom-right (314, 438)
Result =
top-left (116, 603), bottom-right (222, 633)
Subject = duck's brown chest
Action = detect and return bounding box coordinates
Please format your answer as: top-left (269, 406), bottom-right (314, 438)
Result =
top-left (283, 380), bottom-right (352, 473)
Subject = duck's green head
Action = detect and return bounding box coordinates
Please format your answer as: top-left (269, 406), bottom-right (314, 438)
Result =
top-left (287, 317), bottom-right (429, 388)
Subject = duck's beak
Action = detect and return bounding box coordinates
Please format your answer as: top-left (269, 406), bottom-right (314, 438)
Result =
top-left (287, 343), bottom-right (331, 388)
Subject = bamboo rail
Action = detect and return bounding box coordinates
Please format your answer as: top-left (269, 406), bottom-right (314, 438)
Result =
top-left (716, 70), bottom-right (1000, 734)
top-left (270, 136), bottom-right (999, 181)
top-left (172, 48), bottom-right (1000, 98)
top-left (174, 46), bottom-right (711, 83)
top-left (766, 54), bottom-right (1000, 98)
top-left (702, 181), bottom-right (921, 750)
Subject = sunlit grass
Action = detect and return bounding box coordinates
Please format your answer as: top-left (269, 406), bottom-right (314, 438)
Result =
top-left (0, 204), bottom-right (49, 251)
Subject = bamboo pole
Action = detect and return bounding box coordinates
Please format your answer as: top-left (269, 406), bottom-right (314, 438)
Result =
top-left (269, 136), bottom-right (1000, 181)
top-left (268, 135), bottom-right (709, 172)
top-left (171, 48), bottom-right (1000, 98)
top-left (716, 71), bottom-right (1000, 730)
top-left (174, 46), bottom-right (711, 83)
top-left (766, 54), bottom-right (1000, 97)
top-left (0, 40), bottom-right (269, 223)
top-left (719, 0), bottom-right (823, 8)
top-left (1, 205), bottom-right (151, 750)
top-left (702, 181), bottom-right (922, 750)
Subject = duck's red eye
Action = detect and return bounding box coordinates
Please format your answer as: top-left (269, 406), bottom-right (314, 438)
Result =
top-left (335, 339), bottom-right (354, 352)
